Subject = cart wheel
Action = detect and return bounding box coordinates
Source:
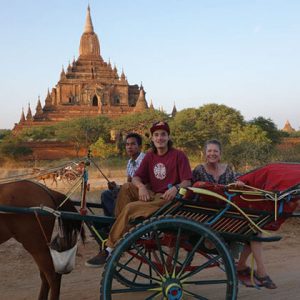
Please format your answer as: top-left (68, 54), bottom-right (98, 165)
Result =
top-left (100, 216), bottom-right (238, 300)
top-left (62, 170), bottom-right (78, 184)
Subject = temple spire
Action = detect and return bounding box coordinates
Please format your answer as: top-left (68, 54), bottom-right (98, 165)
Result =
top-left (84, 5), bottom-right (94, 33)
top-left (171, 102), bottom-right (177, 117)
top-left (36, 96), bottom-right (43, 115)
top-left (113, 64), bottom-right (119, 79)
top-left (149, 99), bottom-right (154, 110)
top-left (45, 88), bottom-right (52, 107)
top-left (120, 68), bottom-right (126, 81)
top-left (79, 5), bottom-right (101, 58)
top-left (134, 86), bottom-right (148, 112)
top-left (26, 103), bottom-right (33, 121)
top-left (19, 107), bottom-right (26, 123)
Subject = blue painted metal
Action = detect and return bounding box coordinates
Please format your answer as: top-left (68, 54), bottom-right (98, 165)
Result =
top-left (0, 204), bottom-right (114, 224)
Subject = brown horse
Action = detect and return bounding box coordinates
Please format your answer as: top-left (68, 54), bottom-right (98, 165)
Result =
top-left (32, 168), bottom-right (59, 187)
top-left (0, 180), bottom-right (84, 300)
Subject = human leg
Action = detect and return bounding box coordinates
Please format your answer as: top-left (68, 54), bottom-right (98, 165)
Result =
top-left (86, 191), bottom-right (163, 268)
top-left (86, 183), bottom-right (141, 267)
top-left (236, 240), bottom-right (276, 289)
top-left (251, 241), bottom-right (277, 289)
top-left (114, 182), bottom-right (140, 217)
top-left (101, 189), bottom-right (116, 217)
top-left (106, 192), bottom-right (165, 248)
top-left (250, 241), bottom-right (267, 277)
top-left (236, 243), bottom-right (251, 271)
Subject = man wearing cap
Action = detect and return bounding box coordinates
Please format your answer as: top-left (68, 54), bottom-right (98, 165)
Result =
top-left (86, 121), bottom-right (192, 266)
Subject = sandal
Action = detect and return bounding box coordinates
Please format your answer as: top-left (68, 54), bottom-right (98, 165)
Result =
top-left (238, 267), bottom-right (262, 288)
top-left (254, 274), bottom-right (277, 289)
top-left (237, 267), bottom-right (253, 287)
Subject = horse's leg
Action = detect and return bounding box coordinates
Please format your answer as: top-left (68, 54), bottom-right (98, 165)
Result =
top-left (38, 270), bottom-right (62, 300)
top-left (22, 241), bottom-right (62, 300)
top-left (51, 174), bottom-right (58, 187)
top-left (13, 215), bottom-right (61, 300)
top-left (38, 271), bottom-right (50, 300)
top-left (0, 218), bottom-right (12, 244)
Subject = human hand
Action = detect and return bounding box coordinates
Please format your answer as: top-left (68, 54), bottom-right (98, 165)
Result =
top-left (138, 185), bottom-right (151, 202)
top-left (108, 181), bottom-right (117, 190)
top-left (162, 186), bottom-right (177, 202)
top-left (228, 180), bottom-right (245, 188)
top-left (195, 181), bottom-right (207, 188)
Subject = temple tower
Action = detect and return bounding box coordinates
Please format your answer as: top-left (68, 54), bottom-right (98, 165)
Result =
top-left (14, 6), bottom-right (148, 131)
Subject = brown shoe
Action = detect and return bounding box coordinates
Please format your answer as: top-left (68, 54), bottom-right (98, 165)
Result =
top-left (85, 250), bottom-right (109, 268)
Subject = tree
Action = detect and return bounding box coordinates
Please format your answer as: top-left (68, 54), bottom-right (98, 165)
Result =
top-left (195, 104), bottom-right (245, 147)
top-left (18, 126), bottom-right (56, 141)
top-left (55, 116), bottom-right (111, 155)
top-left (0, 136), bottom-right (32, 160)
top-left (90, 137), bottom-right (119, 159)
top-left (0, 129), bottom-right (11, 141)
top-left (225, 124), bottom-right (272, 170)
top-left (170, 108), bottom-right (202, 153)
top-left (170, 103), bottom-right (245, 154)
top-left (248, 116), bottom-right (282, 145)
top-left (112, 110), bottom-right (169, 136)
top-left (112, 110), bottom-right (169, 151)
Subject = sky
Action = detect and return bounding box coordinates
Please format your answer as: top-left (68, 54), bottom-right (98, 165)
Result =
top-left (0, 0), bottom-right (299, 130)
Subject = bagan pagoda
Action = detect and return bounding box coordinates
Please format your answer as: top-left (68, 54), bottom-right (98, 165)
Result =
top-left (14, 6), bottom-right (148, 132)
top-left (282, 120), bottom-right (295, 133)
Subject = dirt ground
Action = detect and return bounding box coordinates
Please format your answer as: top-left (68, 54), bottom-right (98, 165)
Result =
top-left (0, 175), bottom-right (300, 299)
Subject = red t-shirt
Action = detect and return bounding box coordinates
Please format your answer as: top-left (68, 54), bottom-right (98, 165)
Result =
top-left (134, 148), bottom-right (192, 193)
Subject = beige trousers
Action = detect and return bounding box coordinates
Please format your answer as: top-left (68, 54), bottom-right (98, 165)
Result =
top-left (106, 182), bottom-right (167, 248)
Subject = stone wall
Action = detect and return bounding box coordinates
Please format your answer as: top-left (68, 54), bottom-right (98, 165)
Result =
top-left (22, 141), bottom-right (87, 160)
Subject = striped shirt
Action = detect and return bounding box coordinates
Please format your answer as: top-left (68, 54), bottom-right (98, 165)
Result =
top-left (126, 152), bottom-right (145, 178)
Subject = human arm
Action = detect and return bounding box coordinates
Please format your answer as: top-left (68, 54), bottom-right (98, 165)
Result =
top-left (162, 179), bottom-right (191, 201)
top-left (227, 180), bottom-right (245, 188)
top-left (224, 165), bottom-right (245, 188)
top-left (131, 153), bottom-right (151, 201)
top-left (107, 181), bottom-right (118, 190)
top-left (192, 164), bottom-right (206, 184)
top-left (162, 151), bottom-right (192, 201)
top-left (132, 176), bottom-right (151, 201)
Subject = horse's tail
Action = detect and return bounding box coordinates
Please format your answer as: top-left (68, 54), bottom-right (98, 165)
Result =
top-left (50, 191), bottom-right (86, 246)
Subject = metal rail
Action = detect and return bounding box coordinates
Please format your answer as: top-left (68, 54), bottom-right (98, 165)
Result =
top-left (0, 204), bottom-right (115, 224)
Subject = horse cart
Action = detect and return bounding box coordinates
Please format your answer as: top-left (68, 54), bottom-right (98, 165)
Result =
top-left (0, 161), bottom-right (300, 300)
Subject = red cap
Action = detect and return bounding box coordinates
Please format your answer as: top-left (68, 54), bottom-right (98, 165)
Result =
top-left (150, 121), bottom-right (170, 135)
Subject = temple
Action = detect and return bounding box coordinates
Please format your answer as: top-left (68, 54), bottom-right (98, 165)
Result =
top-left (14, 6), bottom-right (148, 131)
top-left (282, 120), bottom-right (295, 133)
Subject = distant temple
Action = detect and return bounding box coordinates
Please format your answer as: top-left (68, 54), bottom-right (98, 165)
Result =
top-left (282, 120), bottom-right (295, 133)
top-left (14, 6), bottom-right (148, 131)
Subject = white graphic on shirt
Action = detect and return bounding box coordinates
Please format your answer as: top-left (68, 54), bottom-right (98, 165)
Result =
top-left (153, 163), bottom-right (166, 180)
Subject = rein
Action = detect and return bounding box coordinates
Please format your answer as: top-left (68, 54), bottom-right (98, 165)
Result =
top-left (89, 156), bottom-right (110, 183)
top-left (34, 210), bottom-right (51, 244)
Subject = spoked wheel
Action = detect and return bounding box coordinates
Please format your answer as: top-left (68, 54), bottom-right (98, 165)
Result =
top-left (61, 170), bottom-right (78, 185)
top-left (100, 216), bottom-right (238, 300)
